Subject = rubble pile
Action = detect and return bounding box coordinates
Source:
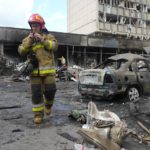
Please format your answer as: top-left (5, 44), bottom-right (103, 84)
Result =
top-left (129, 98), bottom-right (150, 145)
top-left (0, 56), bottom-right (15, 76)
top-left (76, 101), bottom-right (128, 150)
top-left (71, 101), bottom-right (150, 149)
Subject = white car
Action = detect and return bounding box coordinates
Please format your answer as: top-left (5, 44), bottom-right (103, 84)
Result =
top-left (78, 53), bottom-right (150, 101)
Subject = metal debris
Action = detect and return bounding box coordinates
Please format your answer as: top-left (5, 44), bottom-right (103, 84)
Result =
top-left (68, 109), bottom-right (87, 124)
top-left (0, 56), bottom-right (15, 75)
top-left (58, 132), bottom-right (78, 142)
top-left (137, 121), bottom-right (150, 134)
top-left (78, 101), bottom-right (128, 150)
top-left (0, 105), bottom-right (21, 110)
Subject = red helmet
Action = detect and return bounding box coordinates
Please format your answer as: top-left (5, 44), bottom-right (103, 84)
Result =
top-left (28, 14), bottom-right (45, 28)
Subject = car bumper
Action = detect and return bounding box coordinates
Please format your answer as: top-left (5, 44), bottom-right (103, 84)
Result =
top-left (78, 86), bottom-right (115, 98)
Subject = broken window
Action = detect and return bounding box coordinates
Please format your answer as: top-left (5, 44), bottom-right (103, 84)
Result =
top-left (104, 0), bottom-right (110, 5)
top-left (129, 2), bottom-right (134, 9)
top-left (107, 14), bottom-right (117, 23)
top-left (143, 5), bottom-right (147, 13)
top-left (125, 0), bottom-right (130, 8)
top-left (99, 0), bottom-right (103, 5)
top-left (136, 19), bottom-right (145, 28)
top-left (119, 16), bottom-right (126, 24)
top-left (136, 60), bottom-right (149, 71)
top-left (147, 8), bottom-right (150, 13)
top-left (100, 0), bottom-right (114, 5)
top-left (116, 59), bottom-right (128, 69)
top-left (112, 0), bottom-right (115, 6)
top-left (146, 21), bottom-right (150, 28)
top-left (99, 12), bottom-right (106, 22)
top-left (131, 18), bottom-right (137, 26)
top-left (136, 4), bottom-right (141, 11)
top-left (104, 59), bottom-right (128, 70)
top-left (104, 74), bottom-right (114, 83)
top-left (114, 0), bottom-right (119, 6)
top-left (118, 0), bottom-right (125, 8)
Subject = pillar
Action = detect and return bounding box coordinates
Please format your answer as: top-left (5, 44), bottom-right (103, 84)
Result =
top-left (67, 46), bottom-right (69, 66)
top-left (0, 43), bottom-right (4, 56)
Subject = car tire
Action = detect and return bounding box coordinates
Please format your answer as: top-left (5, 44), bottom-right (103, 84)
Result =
top-left (127, 86), bottom-right (140, 102)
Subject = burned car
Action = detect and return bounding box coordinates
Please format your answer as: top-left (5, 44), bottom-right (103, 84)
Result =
top-left (78, 53), bottom-right (150, 101)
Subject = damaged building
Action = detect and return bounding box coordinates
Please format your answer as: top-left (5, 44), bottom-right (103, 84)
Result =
top-left (68, 0), bottom-right (150, 39)
top-left (1, 0), bottom-right (150, 72)
top-left (67, 0), bottom-right (150, 66)
top-left (0, 28), bottom-right (149, 73)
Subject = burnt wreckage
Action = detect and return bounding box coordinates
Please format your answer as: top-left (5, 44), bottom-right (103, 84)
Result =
top-left (78, 53), bottom-right (150, 101)
top-left (0, 27), bottom-right (150, 74)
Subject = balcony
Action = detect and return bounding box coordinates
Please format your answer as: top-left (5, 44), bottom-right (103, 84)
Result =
top-left (130, 0), bottom-right (150, 6)
top-left (99, 4), bottom-right (150, 20)
top-left (98, 22), bottom-right (150, 37)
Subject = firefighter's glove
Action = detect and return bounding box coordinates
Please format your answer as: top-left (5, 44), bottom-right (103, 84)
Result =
top-left (28, 33), bottom-right (34, 45)
top-left (34, 33), bottom-right (44, 43)
top-left (28, 33), bottom-right (34, 39)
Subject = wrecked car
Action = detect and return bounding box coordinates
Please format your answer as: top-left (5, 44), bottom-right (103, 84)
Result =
top-left (78, 53), bottom-right (150, 101)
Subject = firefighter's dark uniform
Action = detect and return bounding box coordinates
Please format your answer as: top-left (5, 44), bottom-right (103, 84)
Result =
top-left (18, 32), bottom-right (58, 123)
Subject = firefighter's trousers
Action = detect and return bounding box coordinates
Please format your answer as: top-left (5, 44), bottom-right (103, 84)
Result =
top-left (30, 75), bottom-right (56, 115)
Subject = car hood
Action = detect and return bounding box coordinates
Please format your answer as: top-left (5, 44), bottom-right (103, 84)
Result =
top-left (108, 53), bottom-right (145, 61)
top-left (79, 69), bottom-right (107, 85)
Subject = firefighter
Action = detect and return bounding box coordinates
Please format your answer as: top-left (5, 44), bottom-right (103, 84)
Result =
top-left (18, 14), bottom-right (58, 124)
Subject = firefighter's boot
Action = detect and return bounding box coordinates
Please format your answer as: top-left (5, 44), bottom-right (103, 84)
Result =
top-left (32, 105), bottom-right (44, 124)
top-left (44, 105), bottom-right (51, 116)
top-left (34, 114), bottom-right (43, 124)
top-left (44, 99), bottom-right (53, 116)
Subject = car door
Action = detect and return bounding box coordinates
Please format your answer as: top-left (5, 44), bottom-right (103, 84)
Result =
top-left (135, 59), bottom-right (150, 94)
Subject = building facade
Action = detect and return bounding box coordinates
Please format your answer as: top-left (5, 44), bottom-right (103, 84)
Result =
top-left (67, 0), bottom-right (150, 40)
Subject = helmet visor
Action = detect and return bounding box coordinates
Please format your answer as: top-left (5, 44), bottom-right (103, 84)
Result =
top-left (30, 23), bottom-right (41, 28)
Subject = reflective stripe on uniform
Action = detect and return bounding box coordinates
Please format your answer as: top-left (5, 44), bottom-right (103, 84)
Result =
top-left (32, 44), bottom-right (44, 52)
top-left (48, 40), bottom-right (53, 49)
top-left (32, 105), bottom-right (44, 112)
top-left (32, 69), bottom-right (56, 75)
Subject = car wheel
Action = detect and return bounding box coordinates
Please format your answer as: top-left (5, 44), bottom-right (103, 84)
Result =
top-left (127, 87), bottom-right (140, 102)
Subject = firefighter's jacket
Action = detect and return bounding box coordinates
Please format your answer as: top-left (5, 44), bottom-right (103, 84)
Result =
top-left (18, 33), bottom-right (58, 76)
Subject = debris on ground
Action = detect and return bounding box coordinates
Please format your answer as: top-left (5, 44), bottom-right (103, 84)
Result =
top-left (68, 65), bottom-right (84, 81)
top-left (137, 121), bottom-right (150, 134)
top-left (58, 132), bottom-right (78, 142)
top-left (74, 143), bottom-right (98, 150)
top-left (55, 64), bottom-right (83, 82)
top-left (0, 76), bottom-right (149, 149)
top-left (10, 75), bottom-right (28, 82)
top-left (129, 98), bottom-right (150, 145)
top-left (77, 101), bottom-right (128, 150)
top-left (128, 129), bottom-right (150, 145)
top-left (68, 99), bottom-right (150, 149)
top-left (0, 105), bottom-right (21, 110)
top-left (68, 109), bottom-right (87, 124)
top-left (0, 56), bottom-right (15, 75)
top-left (129, 98), bottom-right (150, 116)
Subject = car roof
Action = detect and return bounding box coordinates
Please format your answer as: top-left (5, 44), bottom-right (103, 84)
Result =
top-left (108, 53), bottom-right (146, 61)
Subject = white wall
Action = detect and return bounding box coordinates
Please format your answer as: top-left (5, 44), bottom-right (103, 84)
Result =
top-left (67, 0), bottom-right (99, 34)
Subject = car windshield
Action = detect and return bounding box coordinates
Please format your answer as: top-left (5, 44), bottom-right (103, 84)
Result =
top-left (95, 59), bottom-right (128, 70)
